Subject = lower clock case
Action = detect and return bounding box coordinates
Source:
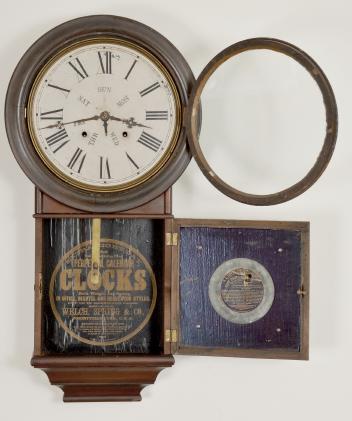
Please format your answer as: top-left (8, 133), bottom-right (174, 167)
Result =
top-left (32, 214), bottom-right (308, 401)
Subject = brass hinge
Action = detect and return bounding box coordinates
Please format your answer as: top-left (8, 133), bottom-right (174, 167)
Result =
top-left (166, 232), bottom-right (178, 246)
top-left (165, 329), bottom-right (178, 343)
top-left (297, 285), bottom-right (307, 296)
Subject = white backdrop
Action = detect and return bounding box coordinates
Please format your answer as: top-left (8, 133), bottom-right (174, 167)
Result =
top-left (1, 1), bottom-right (350, 420)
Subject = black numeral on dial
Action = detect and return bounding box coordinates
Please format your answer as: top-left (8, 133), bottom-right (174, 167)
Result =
top-left (68, 58), bottom-right (88, 80)
top-left (125, 152), bottom-right (139, 170)
top-left (139, 82), bottom-right (160, 97)
top-left (145, 111), bottom-right (168, 120)
top-left (98, 51), bottom-right (112, 74)
top-left (40, 109), bottom-right (63, 120)
top-left (47, 84), bottom-right (70, 95)
top-left (100, 157), bottom-right (111, 179)
top-left (125, 59), bottom-right (137, 80)
top-left (138, 131), bottom-right (162, 152)
top-left (46, 128), bottom-right (69, 153)
top-left (67, 147), bottom-right (86, 173)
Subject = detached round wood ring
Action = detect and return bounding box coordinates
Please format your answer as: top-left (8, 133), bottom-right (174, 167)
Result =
top-left (186, 38), bottom-right (338, 206)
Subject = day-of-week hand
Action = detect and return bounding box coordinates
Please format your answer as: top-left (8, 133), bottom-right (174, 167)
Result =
top-left (40, 115), bottom-right (100, 130)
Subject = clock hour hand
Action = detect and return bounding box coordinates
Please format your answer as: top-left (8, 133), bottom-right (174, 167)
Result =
top-left (126, 117), bottom-right (152, 129)
top-left (103, 120), bottom-right (108, 136)
top-left (109, 115), bottom-right (151, 129)
top-left (40, 115), bottom-right (100, 130)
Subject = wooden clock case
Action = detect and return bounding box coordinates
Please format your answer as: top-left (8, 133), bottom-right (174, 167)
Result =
top-left (5, 15), bottom-right (338, 403)
top-left (32, 189), bottom-right (176, 402)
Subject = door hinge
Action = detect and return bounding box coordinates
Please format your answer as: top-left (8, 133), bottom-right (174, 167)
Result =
top-left (165, 329), bottom-right (178, 343)
top-left (297, 285), bottom-right (307, 297)
top-left (166, 232), bottom-right (178, 246)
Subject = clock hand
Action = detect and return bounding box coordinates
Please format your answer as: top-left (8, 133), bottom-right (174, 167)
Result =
top-left (40, 115), bottom-right (100, 130)
top-left (103, 120), bottom-right (108, 136)
top-left (127, 117), bottom-right (152, 129)
top-left (109, 115), bottom-right (151, 129)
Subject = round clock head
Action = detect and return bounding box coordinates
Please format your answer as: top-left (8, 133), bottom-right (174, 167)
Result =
top-left (6, 15), bottom-right (194, 211)
top-left (27, 39), bottom-right (181, 192)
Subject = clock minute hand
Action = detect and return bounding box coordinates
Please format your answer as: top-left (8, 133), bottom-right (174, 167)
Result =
top-left (40, 115), bottom-right (100, 130)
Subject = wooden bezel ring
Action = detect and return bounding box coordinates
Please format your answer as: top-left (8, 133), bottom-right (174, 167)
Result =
top-left (186, 37), bottom-right (338, 206)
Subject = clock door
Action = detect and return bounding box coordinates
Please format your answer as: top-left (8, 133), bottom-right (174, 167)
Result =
top-left (35, 216), bottom-right (168, 356)
top-left (31, 190), bottom-right (175, 402)
top-left (169, 219), bottom-right (309, 360)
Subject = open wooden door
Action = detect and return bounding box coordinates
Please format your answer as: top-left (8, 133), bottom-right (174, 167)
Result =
top-left (170, 219), bottom-right (309, 360)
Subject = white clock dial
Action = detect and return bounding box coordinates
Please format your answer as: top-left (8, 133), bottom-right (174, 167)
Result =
top-left (27, 39), bottom-right (180, 191)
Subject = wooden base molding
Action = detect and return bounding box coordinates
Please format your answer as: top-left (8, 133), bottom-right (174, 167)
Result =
top-left (31, 355), bottom-right (174, 402)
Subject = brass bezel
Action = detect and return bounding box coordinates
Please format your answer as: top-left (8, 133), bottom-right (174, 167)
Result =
top-left (27, 37), bottom-right (182, 193)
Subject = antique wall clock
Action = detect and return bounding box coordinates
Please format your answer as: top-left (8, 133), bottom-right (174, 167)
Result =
top-left (5, 15), bottom-right (337, 402)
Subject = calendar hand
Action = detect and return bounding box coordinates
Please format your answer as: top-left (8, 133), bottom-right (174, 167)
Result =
top-left (40, 115), bottom-right (100, 130)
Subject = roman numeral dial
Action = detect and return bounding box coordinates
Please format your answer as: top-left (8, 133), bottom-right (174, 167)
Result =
top-left (28, 40), bottom-right (179, 191)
